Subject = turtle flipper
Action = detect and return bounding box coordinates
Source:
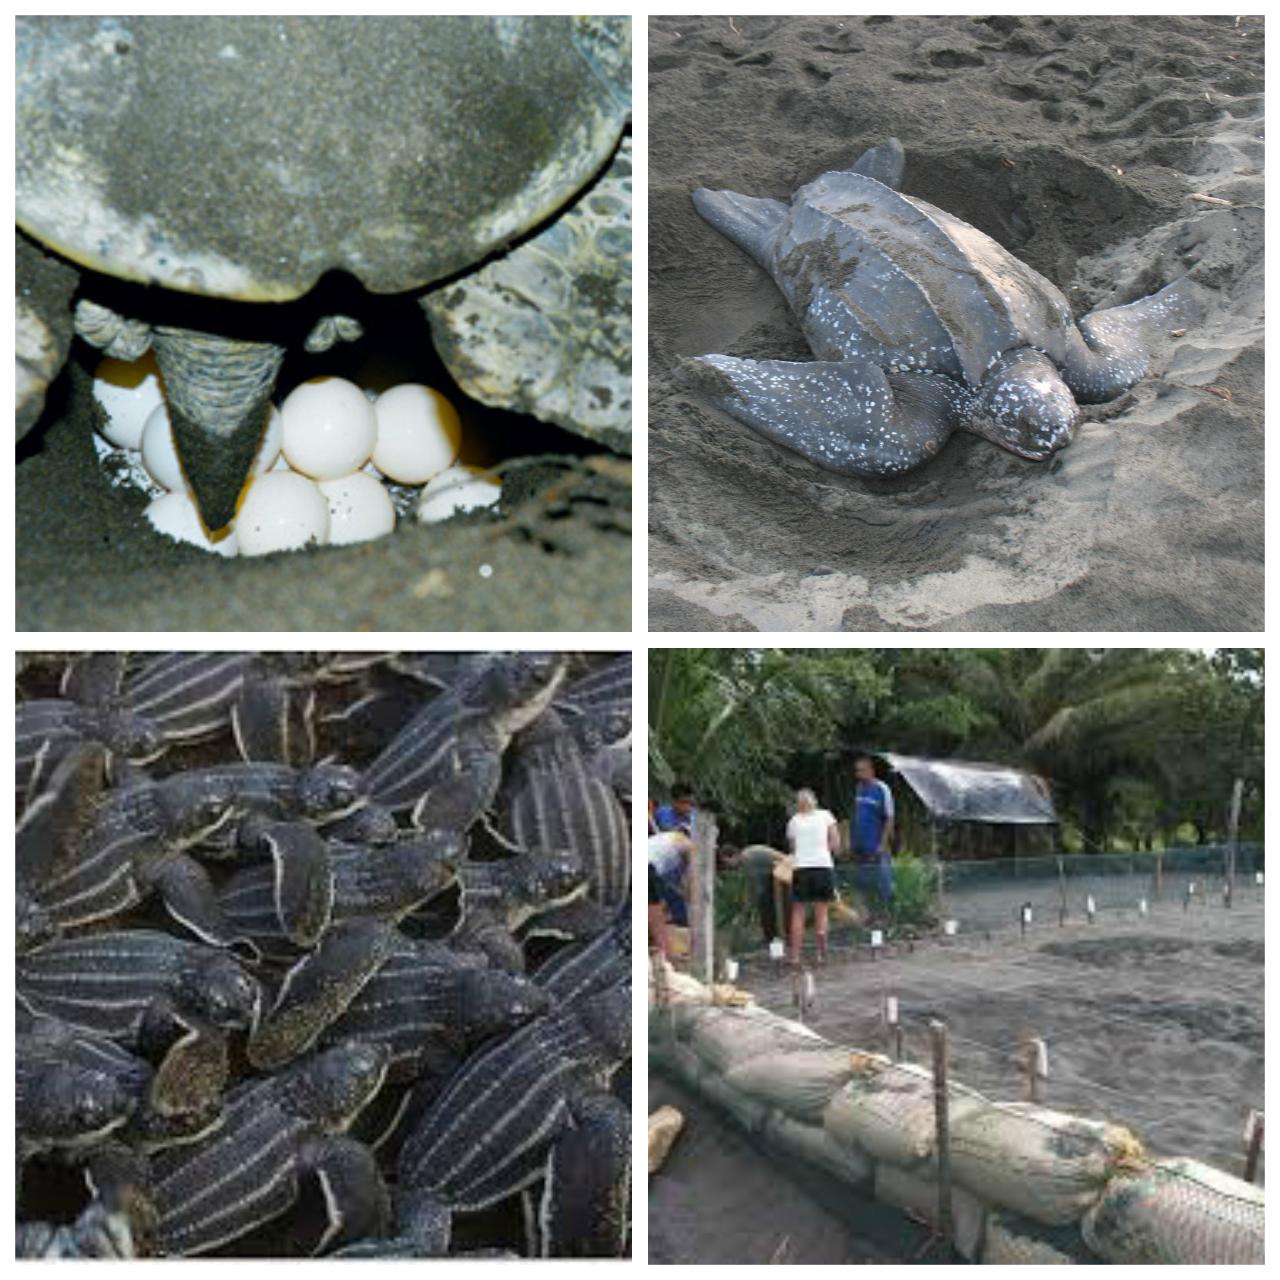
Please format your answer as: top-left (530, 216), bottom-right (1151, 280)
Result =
top-left (1068, 275), bottom-right (1202, 402)
top-left (143, 1012), bottom-right (228, 1118)
top-left (521, 896), bottom-right (613, 943)
top-left (299, 1134), bottom-right (391, 1254)
top-left (249, 919), bottom-right (397, 1069)
top-left (541, 1092), bottom-right (631, 1257)
top-left (847, 137), bottom-right (905, 190)
top-left (690, 188), bottom-right (787, 271)
top-left (146, 854), bottom-right (249, 954)
top-left (239, 817), bottom-right (333, 947)
top-left (684, 354), bottom-right (971, 477)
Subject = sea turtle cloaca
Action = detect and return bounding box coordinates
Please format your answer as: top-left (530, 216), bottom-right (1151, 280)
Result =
top-left (685, 138), bottom-right (1200, 477)
top-left (16, 16), bottom-right (630, 531)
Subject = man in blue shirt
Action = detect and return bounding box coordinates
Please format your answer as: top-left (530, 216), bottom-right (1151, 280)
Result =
top-left (654, 783), bottom-right (697, 836)
top-left (852, 753), bottom-right (895, 916)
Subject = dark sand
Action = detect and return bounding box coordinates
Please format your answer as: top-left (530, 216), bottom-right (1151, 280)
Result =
top-left (649, 1073), bottom-right (917, 1264)
top-left (649, 16), bottom-right (1263, 631)
top-left (747, 893), bottom-right (1264, 1183)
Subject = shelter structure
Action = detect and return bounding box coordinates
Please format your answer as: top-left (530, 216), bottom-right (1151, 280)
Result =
top-left (874, 753), bottom-right (1059, 860)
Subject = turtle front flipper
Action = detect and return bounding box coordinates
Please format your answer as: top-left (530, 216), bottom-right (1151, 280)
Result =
top-left (1067, 275), bottom-right (1203, 403)
top-left (298, 1133), bottom-right (390, 1254)
top-left (145, 853), bottom-right (252, 955)
top-left (690, 187), bottom-right (787, 271)
top-left (238, 817), bottom-right (334, 948)
top-left (140, 1011), bottom-right (229, 1119)
top-left (684, 354), bottom-right (972, 477)
top-left (232, 680), bottom-right (316, 767)
top-left (249, 919), bottom-right (397, 1069)
top-left (540, 1091), bottom-right (631, 1257)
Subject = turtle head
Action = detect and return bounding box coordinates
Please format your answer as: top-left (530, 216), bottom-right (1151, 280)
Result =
top-left (297, 764), bottom-right (366, 821)
top-left (293, 1041), bottom-right (389, 1127)
top-left (459, 971), bottom-right (551, 1041)
top-left (176, 951), bottom-right (261, 1031)
top-left (479, 653), bottom-right (568, 736)
top-left (37, 1066), bottom-right (134, 1144)
top-left (106, 711), bottom-right (167, 766)
top-left (572, 983), bottom-right (631, 1064)
top-left (972, 350), bottom-right (1079, 461)
top-left (519, 849), bottom-right (588, 910)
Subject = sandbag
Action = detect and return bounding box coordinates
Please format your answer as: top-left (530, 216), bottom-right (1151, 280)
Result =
top-left (950, 1102), bottom-right (1143, 1227)
top-left (823, 1062), bottom-right (987, 1165)
top-left (874, 1159), bottom-right (986, 1261)
top-left (687, 1003), bottom-right (827, 1075)
top-left (983, 1210), bottom-right (1099, 1264)
top-left (648, 1106), bottom-right (685, 1175)
top-left (1081, 1156), bottom-right (1264, 1265)
top-left (764, 1111), bottom-right (874, 1191)
top-left (725, 1048), bottom-right (872, 1123)
top-left (698, 1067), bottom-right (772, 1134)
top-left (650, 1037), bottom-right (704, 1090)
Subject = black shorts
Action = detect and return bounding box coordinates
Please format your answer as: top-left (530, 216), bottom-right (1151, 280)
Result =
top-left (792, 867), bottom-right (836, 903)
top-left (648, 863), bottom-right (664, 905)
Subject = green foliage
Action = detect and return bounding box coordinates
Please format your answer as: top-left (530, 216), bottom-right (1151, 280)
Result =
top-left (887, 851), bottom-right (938, 929)
top-left (649, 648), bottom-right (1263, 854)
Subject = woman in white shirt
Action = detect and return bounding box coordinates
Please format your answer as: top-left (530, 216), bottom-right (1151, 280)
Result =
top-left (785, 787), bottom-right (839, 965)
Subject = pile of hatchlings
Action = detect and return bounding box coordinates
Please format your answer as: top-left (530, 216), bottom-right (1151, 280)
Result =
top-left (93, 360), bottom-right (501, 557)
top-left (16, 652), bottom-right (632, 1258)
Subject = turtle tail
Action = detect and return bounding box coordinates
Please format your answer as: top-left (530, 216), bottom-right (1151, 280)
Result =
top-left (150, 327), bottom-right (285, 533)
top-left (681, 353), bottom-right (972, 477)
top-left (1064, 275), bottom-right (1201, 404)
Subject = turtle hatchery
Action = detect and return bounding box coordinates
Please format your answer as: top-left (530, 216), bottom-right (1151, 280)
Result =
top-left (15, 651), bottom-right (633, 1258)
top-left (17, 16), bottom-right (631, 558)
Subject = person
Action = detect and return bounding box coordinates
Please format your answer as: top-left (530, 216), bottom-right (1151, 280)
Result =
top-left (648, 828), bottom-right (693, 958)
top-left (739, 844), bottom-right (789, 945)
top-left (785, 788), bottom-right (840, 965)
top-left (654, 783), bottom-right (697, 836)
top-left (851, 753), bottom-right (895, 919)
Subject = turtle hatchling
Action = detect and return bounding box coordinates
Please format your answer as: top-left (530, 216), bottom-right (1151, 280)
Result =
top-left (17, 17), bottom-right (631, 532)
top-left (686, 138), bottom-right (1200, 476)
top-left (14, 650), bottom-right (631, 1257)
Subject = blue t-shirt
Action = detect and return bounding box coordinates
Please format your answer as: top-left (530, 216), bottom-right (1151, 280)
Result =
top-left (655, 803), bottom-right (695, 835)
top-left (853, 778), bottom-right (894, 854)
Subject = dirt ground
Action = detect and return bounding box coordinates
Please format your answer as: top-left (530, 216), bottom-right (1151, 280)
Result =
top-left (649, 15), bottom-right (1263, 631)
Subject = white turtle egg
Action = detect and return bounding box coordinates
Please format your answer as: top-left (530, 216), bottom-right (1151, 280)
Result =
top-left (318, 471), bottom-right (396, 546)
top-left (252, 404), bottom-right (284, 474)
top-left (236, 472), bottom-right (330, 557)
top-left (140, 403), bottom-right (185, 492)
top-left (416, 465), bottom-right (501, 524)
top-left (145, 492), bottom-right (237, 557)
top-left (280, 377), bottom-right (376, 480)
top-left (93, 352), bottom-right (164, 449)
top-left (373, 384), bottom-right (463, 484)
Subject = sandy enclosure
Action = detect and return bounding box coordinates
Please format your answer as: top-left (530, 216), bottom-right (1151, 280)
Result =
top-left (648, 15), bottom-right (1263, 631)
top-left (741, 893), bottom-right (1264, 1184)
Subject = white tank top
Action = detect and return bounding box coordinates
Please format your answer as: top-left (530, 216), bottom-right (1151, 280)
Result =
top-left (787, 809), bottom-right (836, 869)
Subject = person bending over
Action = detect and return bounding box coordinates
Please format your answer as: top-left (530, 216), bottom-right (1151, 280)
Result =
top-left (648, 828), bottom-right (693, 959)
top-left (786, 788), bottom-right (839, 966)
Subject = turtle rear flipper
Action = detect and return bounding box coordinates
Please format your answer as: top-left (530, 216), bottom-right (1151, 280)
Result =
top-left (684, 354), bottom-right (971, 477)
top-left (540, 1091), bottom-right (631, 1257)
top-left (690, 187), bottom-right (787, 271)
top-left (299, 1133), bottom-right (390, 1254)
top-left (846, 137), bottom-right (906, 190)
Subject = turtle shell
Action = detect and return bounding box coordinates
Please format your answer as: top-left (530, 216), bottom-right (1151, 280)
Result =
top-left (16, 16), bottom-right (630, 302)
top-left (781, 169), bottom-right (1078, 387)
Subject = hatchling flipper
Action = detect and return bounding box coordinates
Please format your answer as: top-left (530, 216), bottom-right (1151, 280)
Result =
top-left (541, 1091), bottom-right (631, 1257)
top-left (301, 1133), bottom-right (392, 1254)
top-left (232, 681), bottom-right (316, 768)
top-left (249, 919), bottom-right (398, 1069)
top-left (144, 1012), bottom-right (229, 1119)
top-left (143, 853), bottom-right (250, 954)
top-left (238, 817), bottom-right (334, 947)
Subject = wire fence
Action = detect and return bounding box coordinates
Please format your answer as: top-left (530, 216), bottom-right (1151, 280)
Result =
top-left (713, 844), bottom-right (1265, 954)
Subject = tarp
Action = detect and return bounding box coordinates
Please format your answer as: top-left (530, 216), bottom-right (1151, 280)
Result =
top-left (882, 754), bottom-right (1058, 826)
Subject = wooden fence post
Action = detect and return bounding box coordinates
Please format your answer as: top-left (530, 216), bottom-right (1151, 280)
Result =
top-left (930, 1020), bottom-right (954, 1250)
top-left (1244, 1110), bottom-right (1264, 1184)
top-left (691, 809), bottom-right (718, 985)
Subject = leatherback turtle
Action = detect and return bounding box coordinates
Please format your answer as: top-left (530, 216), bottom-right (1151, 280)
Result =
top-left (687, 138), bottom-right (1199, 476)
